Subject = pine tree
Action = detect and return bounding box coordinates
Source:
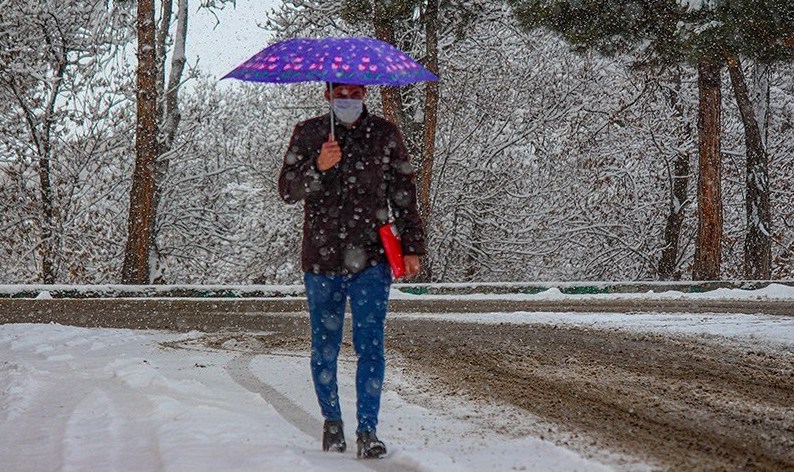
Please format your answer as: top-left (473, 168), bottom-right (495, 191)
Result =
top-left (508, 0), bottom-right (794, 280)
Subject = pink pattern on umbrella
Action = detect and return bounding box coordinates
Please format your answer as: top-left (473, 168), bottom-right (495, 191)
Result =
top-left (223, 37), bottom-right (439, 86)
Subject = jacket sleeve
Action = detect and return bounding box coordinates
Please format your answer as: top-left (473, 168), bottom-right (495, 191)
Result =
top-left (386, 124), bottom-right (427, 256)
top-left (278, 123), bottom-right (322, 204)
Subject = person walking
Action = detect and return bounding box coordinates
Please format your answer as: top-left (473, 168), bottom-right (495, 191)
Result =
top-left (278, 82), bottom-right (425, 458)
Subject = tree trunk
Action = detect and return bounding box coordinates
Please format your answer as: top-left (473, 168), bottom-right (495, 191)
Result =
top-left (751, 63), bottom-right (770, 148)
top-left (415, 0), bottom-right (439, 282)
top-left (726, 55), bottom-right (771, 280)
top-left (156, 0), bottom-right (174, 122)
top-left (658, 155), bottom-right (691, 280)
top-left (373, 2), bottom-right (405, 130)
top-left (149, 0), bottom-right (189, 283)
top-left (145, 0), bottom-right (173, 284)
top-left (12, 44), bottom-right (68, 283)
top-left (419, 0), bottom-right (439, 225)
top-left (464, 221), bottom-right (481, 281)
top-left (122, 0), bottom-right (159, 284)
top-left (37, 131), bottom-right (56, 285)
top-left (658, 68), bottom-right (692, 280)
top-left (37, 60), bottom-right (67, 285)
top-left (692, 58), bottom-right (723, 281)
top-left (161, 0), bottom-right (188, 153)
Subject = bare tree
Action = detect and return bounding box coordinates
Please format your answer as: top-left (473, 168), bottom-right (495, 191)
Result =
top-left (657, 67), bottom-right (694, 280)
top-left (123, 0), bottom-right (227, 283)
top-left (0, 1), bottom-right (131, 283)
top-left (725, 55), bottom-right (772, 280)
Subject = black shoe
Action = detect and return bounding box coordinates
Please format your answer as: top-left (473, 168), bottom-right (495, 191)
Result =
top-left (356, 431), bottom-right (387, 459)
top-left (322, 419), bottom-right (346, 452)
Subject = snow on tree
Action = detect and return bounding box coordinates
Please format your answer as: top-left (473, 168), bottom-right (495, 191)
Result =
top-left (122, 0), bottom-right (234, 284)
top-left (0, 1), bottom-right (134, 283)
top-left (2, 1), bottom-right (793, 284)
top-left (508, 0), bottom-right (794, 280)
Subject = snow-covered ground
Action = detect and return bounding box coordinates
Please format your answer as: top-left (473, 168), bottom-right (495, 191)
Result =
top-left (0, 323), bottom-right (611, 472)
top-left (1, 307), bottom-right (791, 472)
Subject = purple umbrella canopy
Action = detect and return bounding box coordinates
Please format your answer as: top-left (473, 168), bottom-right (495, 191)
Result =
top-left (222, 37), bottom-right (439, 86)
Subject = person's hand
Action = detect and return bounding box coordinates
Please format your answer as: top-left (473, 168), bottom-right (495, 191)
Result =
top-left (317, 134), bottom-right (341, 171)
top-left (403, 255), bottom-right (421, 279)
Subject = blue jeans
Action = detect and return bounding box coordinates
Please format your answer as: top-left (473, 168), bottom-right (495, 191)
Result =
top-left (304, 263), bottom-right (392, 434)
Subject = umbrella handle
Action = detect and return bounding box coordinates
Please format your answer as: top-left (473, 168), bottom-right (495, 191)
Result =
top-left (329, 82), bottom-right (335, 141)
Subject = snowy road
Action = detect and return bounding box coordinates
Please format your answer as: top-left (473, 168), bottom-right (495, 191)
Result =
top-left (192, 311), bottom-right (793, 471)
top-left (1, 295), bottom-right (793, 329)
top-left (0, 323), bottom-right (611, 472)
top-left (1, 297), bottom-right (793, 470)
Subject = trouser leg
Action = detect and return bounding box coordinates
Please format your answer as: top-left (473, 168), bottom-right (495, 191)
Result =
top-left (348, 264), bottom-right (392, 434)
top-left (304, 272), bottom-right (347, 421)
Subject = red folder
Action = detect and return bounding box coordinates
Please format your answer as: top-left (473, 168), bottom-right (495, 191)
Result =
top-left (379, 223), bottom-right (405, 279)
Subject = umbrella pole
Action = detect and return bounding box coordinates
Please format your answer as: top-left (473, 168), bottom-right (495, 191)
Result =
top-left (329, 82), bottom-right (335, 141)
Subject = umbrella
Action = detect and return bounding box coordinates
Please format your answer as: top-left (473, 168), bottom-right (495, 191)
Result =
top-left (221, 37), bottom-right (439, 138)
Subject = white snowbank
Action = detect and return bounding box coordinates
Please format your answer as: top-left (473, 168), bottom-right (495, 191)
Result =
top-left (3, 282), bottom-right (794, 302)
top-left (389, 283), bottom-right (794, 301)
top-left (392, 311), bottom-right (794, 349)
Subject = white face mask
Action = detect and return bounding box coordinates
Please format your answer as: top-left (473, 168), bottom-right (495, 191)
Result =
top-left (332, 98), bottom-right (363, 124)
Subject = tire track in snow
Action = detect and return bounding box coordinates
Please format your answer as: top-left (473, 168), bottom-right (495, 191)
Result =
top-left (226, 353), bottom-right (320, 439)
top-left (0, 354), bottom-right (164, 471)
top-left (225, 353), bottom-right (421, 472)
top-left (62, 384), bottom-right (164, 472)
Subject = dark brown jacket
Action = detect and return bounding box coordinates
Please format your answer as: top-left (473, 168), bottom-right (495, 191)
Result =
top-left (278, 108), bottom-right (426, 274)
